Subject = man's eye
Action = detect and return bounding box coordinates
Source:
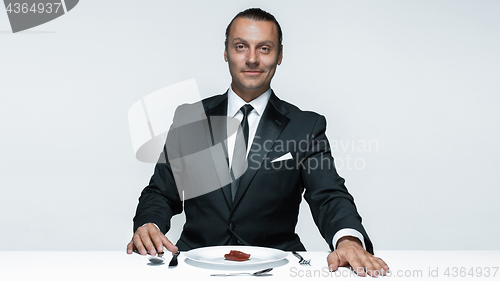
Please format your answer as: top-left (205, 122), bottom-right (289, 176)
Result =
top-left (260, 46), bottom-right (270, 53)
top-left (236, 45), bottom-right (245, 50)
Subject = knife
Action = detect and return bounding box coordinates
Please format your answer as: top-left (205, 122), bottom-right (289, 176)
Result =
top-left (168, 251), bottom-right (180, 267)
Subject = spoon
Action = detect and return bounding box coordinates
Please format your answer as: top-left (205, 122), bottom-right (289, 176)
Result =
top-left (210, 268), bottom-right (273, 276)
top-left (148, 252), bottom-right (165, 264)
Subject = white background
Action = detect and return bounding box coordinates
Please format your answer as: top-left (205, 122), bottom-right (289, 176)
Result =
top-left (0, 0), bottom-right (499, 251)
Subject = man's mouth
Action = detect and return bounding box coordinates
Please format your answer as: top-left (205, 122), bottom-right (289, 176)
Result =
top-left (242, 70), bottom-right (263, 75)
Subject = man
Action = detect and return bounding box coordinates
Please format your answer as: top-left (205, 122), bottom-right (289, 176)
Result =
top-left (127, 8), bottom-right (388, 277)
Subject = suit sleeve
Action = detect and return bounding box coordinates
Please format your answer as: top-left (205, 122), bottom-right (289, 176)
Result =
top-left (132, 145), bottom-right (183, 234)
top-left (301, 115), bottom-right (374, 254)
top-left (132, 108), bottom-right (185, 234)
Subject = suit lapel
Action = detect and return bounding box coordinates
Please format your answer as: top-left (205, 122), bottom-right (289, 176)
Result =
top-left (232, 93), bottom-right (290, 207)
top-left (203, 94), bottom-right (234, 208)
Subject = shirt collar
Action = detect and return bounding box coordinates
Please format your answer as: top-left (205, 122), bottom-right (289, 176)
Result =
top-left (227, 86), bottom-right (272, 118)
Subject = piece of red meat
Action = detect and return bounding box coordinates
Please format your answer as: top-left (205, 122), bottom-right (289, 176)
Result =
top-left (224, 250), bottom-right (251, 261)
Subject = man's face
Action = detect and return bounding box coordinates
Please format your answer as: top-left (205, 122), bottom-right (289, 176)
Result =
top-left (224, 17), bottom-right (283, 99)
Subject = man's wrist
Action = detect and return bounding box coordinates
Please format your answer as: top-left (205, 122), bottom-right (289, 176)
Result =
top-left (336, 236), bottom-right (363, 249)
top-left (332, 228), bottom-right (366, 250)
top-left (142, 222), bottom-right (161, 231)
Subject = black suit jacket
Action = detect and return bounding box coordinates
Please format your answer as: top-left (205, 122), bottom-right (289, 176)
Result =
top-left (133, 92), bottom-right (373, 253)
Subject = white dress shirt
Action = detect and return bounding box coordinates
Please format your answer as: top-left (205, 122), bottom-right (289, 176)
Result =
top-left (226, 87), bottom-right (271, 167)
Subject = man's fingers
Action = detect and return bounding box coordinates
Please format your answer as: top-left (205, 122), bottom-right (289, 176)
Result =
top-left (139, 230), bottom-right (157, 256)
top-left (327, 248), bottom-right (384, 277)
top-left (356, 251), bottom-right (375, 276)
top-left (370, 257), bottom-right (389, 276)
top-left (145, 224), bottom-right (177, 254)
top-left (350, 254), bottom-right (388, 277)
top-left (331, 237), bottom-right (390, 277)
top-left (132, 233), bottom-right (147, 255)
top-left (346, 252), bottom-right (366, 277)
top-left (127, 224), bottom-right (178, 257)
top-left (327, 251), bottom-right (350, 272)
top-left (361, 256), bottom-right (389, 277)
top-left (160, 234), bottom-right (178, 254)
top-left (126, 240), bottom-right (135, 254)
top-left (377, 257), bottom-right (390, 271)
top-left (327, 251), bottom-right (340, 271)
top-left (147, 227), bottom-right (164, 255)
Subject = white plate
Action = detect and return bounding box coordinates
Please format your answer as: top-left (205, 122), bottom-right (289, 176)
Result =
top-left (184, 245), bottom-right (287, 267)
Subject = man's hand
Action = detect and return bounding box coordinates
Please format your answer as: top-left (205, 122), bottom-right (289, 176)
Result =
top-left (327, 236), bottom-right (389, 277)
top-left (126, 223), bottom-right (178, 256)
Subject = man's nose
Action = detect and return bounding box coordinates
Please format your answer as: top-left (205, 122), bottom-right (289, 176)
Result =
top-left (246, 49), bottom-right (259, 66)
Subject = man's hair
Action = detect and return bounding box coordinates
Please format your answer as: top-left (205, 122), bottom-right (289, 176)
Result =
top-left (225, 8), bottom-right (283, 48)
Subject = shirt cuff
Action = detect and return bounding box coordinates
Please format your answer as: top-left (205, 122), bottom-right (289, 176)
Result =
top-left (332, 228), bottom-right (366, 250)
top-left (142, 222), bottom-right (161, 232)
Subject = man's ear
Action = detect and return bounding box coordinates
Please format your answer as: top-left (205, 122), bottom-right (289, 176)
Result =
top-left (224, 47), bottom-right (228, 62)
top-left (277, 45), bottom-right (283, 65)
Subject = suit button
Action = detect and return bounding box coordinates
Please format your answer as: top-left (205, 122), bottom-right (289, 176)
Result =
top-left (229, 223), bottom-right (235, 231)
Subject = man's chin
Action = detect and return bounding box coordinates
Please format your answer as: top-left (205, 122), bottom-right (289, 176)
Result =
top-left (239, 81), bottom-right (267, 91)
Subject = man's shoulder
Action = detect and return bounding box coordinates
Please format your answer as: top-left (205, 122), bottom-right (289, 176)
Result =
top-left (201, 93), bottom-right (227, 108)
top-left (272, 94), bottom-right (324, 120)
top-left (174, 93), bottom-right (226, 114)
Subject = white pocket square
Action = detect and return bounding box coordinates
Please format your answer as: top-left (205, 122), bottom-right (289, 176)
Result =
top-left (271, 152), bottom-right (293, 163)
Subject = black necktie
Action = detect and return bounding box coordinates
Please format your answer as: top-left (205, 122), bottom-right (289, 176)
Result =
top-left (230, 104), bottom-right (254, 200)
top-left (240, 104), bottom-right (254, 150)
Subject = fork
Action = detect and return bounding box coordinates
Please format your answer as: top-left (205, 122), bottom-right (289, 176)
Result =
top-left (292, 251), bottom-right (311, 266)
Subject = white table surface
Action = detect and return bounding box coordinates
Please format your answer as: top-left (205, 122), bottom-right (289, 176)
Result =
top-left (1, 251), bottom-right (499, 280)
